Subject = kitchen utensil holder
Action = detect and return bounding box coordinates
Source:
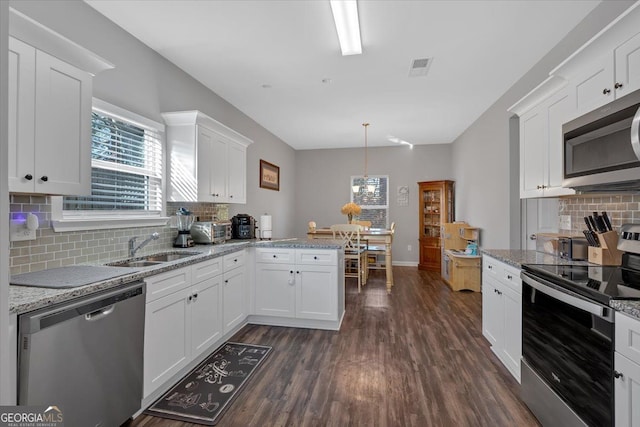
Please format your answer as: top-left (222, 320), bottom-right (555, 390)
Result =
top-left (588, 231), bottom-right (622, 266)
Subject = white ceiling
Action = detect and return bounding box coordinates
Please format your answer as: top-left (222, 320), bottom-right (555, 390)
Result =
top-left (85, 0), bottom-right (600, 150)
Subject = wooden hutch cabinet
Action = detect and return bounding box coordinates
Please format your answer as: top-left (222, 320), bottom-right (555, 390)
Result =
top-left (418, 180), bottom-right (455, 271)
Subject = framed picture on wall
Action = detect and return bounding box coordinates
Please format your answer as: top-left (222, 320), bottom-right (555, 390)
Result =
top-left (260, 159), bottom-right (280, 191)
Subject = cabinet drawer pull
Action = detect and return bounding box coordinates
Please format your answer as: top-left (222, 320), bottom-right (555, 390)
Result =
top-left (614, 370), bottom-right (623, 379)
top-left (24, 174), bottom-right (33, 181)
top-left (603, 88), bottom-right (611, 95)
top-left (273, 255), bottom-right (277, 258)
top-left (40, 175), bottom-right (48, 182)
top-left (615, 82), bottom-right (623, 89)
top-left (313, 256), bottom-right (318, 260)
top-left (507, 274), bottom-right (512, 280)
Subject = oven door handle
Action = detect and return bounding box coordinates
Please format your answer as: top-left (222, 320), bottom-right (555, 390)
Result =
top-left (522, 273), bottom-right (611, 320)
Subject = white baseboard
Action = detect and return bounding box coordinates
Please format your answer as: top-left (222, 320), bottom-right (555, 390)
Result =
top-left (392, 261), bottom-right (418, 267)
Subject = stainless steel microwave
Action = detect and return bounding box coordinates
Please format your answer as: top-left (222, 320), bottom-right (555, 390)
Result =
top-left (563, 88), bottom-right (640, 192)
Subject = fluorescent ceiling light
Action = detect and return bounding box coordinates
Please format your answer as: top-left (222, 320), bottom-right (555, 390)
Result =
top-left (330, 0), bottom-right (362, 56)
top-left (387, 135), bottom-right (413, 149)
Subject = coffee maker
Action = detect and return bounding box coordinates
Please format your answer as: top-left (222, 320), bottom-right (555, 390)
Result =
top-left (174, 207), bottom-right (195, 248)
top-left (231, 214), bottom-right (256, 239)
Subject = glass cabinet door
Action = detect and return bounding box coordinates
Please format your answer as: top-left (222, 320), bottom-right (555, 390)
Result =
top-left (422, 188), bottom-right (441, 238)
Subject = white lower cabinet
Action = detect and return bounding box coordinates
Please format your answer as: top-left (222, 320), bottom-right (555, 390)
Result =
top-left (143, 268), bottom-right (192, 398)
top-left (143, 252), bottom-right (244, 400)
top-left (614, 312), bottom-right (640, 427)
top-left (253, 248), bottom-right (342, 330)
top-left (482, 254), bottom-right (522, 382)
top-left (223, 250), bottom-right (247, 333)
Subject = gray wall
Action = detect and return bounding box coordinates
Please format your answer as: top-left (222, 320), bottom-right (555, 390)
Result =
top-left (10, 0), bottom-right (297, 237)
top-left (450, 0), bottom-right (635, 250)
top-left (294, 144), bottom-right (453, 264)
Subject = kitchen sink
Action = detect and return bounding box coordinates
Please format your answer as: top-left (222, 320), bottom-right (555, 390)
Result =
top-left (106, 260), bottom-right (163, 268)
top-left (105, 251), bottom-right (200, 268)
top-left (143, 252), bottom-right (199, 262)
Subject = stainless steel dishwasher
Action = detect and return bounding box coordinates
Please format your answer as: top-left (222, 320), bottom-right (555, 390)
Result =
top-left (18, 281), bottom-right (145, 427)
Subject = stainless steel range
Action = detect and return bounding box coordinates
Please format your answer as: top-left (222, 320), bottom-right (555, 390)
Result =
top-left (520, 223), bottom-right (640, 427)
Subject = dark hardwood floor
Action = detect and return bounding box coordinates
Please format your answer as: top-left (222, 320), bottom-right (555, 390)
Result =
top-left (129, 267), bottom-right (539, 427)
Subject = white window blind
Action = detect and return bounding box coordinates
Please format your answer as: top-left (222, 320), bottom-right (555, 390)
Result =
top-left (52, 99), bottom-right (167, 231)
top-left (351, 175), bottom-right (389, 228)
top-left (64, 110), bottom-right (163, 212)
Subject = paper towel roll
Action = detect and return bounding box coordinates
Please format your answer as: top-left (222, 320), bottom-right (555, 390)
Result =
top-left (260, 214), bottom-right (272, 239)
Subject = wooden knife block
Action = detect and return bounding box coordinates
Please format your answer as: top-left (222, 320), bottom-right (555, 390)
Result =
top-left (588, 231), bottom-right (622, 266)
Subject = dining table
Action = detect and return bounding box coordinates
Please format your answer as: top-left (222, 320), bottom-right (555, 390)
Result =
top-left (307, 227), bottom-right (394, 294)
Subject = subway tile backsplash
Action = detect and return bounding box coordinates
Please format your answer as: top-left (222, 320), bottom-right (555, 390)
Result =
top-left (9, 195), bottom-right (229, 275)
top-left (558, 193), bottom-right (640, 235)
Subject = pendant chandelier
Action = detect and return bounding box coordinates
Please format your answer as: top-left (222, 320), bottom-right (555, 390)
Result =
top-left (352, 122), bottom-right (376, 194)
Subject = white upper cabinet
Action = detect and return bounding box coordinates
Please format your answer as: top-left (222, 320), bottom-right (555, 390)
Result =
top-left (551, 2), bottom-right (640, 119)
top-left (163, 111), bottom-right (253, 204)
top-left (510, 2), bottom-right (640, 199)
top-left (509, 77), bottom-right (575, 198)
top-left (8, 9), bottom-right (113, 195)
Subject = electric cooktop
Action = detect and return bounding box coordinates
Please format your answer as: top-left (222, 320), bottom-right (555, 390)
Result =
top-left (522, 263), bottom-right (640, 305)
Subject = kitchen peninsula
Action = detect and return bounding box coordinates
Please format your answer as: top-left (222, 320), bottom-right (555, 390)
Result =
top-left (307, 227), bottom-right (394, 293)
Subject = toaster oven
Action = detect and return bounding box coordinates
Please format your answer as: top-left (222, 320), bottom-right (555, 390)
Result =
top-left (190, 221), bottom-right (231, 244)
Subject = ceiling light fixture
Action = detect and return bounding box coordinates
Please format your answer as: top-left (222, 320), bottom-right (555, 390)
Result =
top-left (330, 0), bottom-right (362, 56)
top-left (387, 135), bottom-right (414, 149)
top-left (353, 123), bottom-right (376, 194)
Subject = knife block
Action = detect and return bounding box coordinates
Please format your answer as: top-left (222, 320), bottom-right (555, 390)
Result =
top-left (588, 231), bottom-right (622, 265)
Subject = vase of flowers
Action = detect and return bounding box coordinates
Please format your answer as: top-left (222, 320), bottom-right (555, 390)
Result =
top-left (341, 202), bottom-right (361, 224)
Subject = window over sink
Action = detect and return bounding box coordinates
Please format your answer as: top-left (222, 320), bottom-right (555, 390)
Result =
top-left (51, 99), bottom-right (169, 231)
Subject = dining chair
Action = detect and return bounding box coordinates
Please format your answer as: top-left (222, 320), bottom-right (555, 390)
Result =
top-left (367, 222), bottom-right (395, 271)
top-left (331, 224), bottom-right (368, 292)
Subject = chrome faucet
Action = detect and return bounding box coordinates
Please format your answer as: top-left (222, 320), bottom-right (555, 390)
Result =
top-left (129, 232), bottom-right (160, 258)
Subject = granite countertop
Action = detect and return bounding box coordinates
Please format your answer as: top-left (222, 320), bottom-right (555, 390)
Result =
top-left (10, 238), bottom-right (344, 315)
top-left (481, 248), bottom-right (640, 321)
top-left (480, 249), bottom-right (590, 269)
top-left (610, 300), bottom-right (640, 319)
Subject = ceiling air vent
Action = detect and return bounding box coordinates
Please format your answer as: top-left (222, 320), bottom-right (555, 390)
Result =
top-left (409, 57), bottom-right (432, 77)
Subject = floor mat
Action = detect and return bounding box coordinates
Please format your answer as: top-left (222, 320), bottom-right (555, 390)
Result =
top-left (144, 342), bottom-right (272, 425)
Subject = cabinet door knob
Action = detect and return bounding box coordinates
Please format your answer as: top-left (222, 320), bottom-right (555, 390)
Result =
top-left (40, 176), bottom-right (48, 182)
top-left (225, 279), bottom-right (229, 283)
top-left (313, 256), bottom-right (318, 260)
top-left (614, 370), bottom-right (623, 379)
top-left (296, 271), bottom-right (300, 274)
top-left (188, 295), bottom-right (193, 301)
top-left (273, 254), bottom-right (277, 258)
top-left (230, 195), bottom-right (233, 198)
top-left (603, 88), bottom-right (611, 95)
top-left (24, 174), bottom-right (33, 181)
top-left (615, 82), bottom-right (623, 89)
top-left (290, 270), bottom-right (294, 274)
top-left (507, 275), bottom-right (512, 280)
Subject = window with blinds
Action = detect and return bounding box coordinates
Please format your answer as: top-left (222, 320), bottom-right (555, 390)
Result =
top-left (62, 103), bottom-right (164, 217)
top-left (351, 175), bottom-right (389, 228)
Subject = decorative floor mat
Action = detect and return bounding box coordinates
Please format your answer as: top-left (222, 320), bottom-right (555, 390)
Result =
top-left (145, 342), bottom-right (272, 425)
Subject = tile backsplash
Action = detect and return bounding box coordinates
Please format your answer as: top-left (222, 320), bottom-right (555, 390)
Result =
top-left (558, 193), bottom-right (640, 235)
top-left (9, 195), bottom-right (229, 275)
